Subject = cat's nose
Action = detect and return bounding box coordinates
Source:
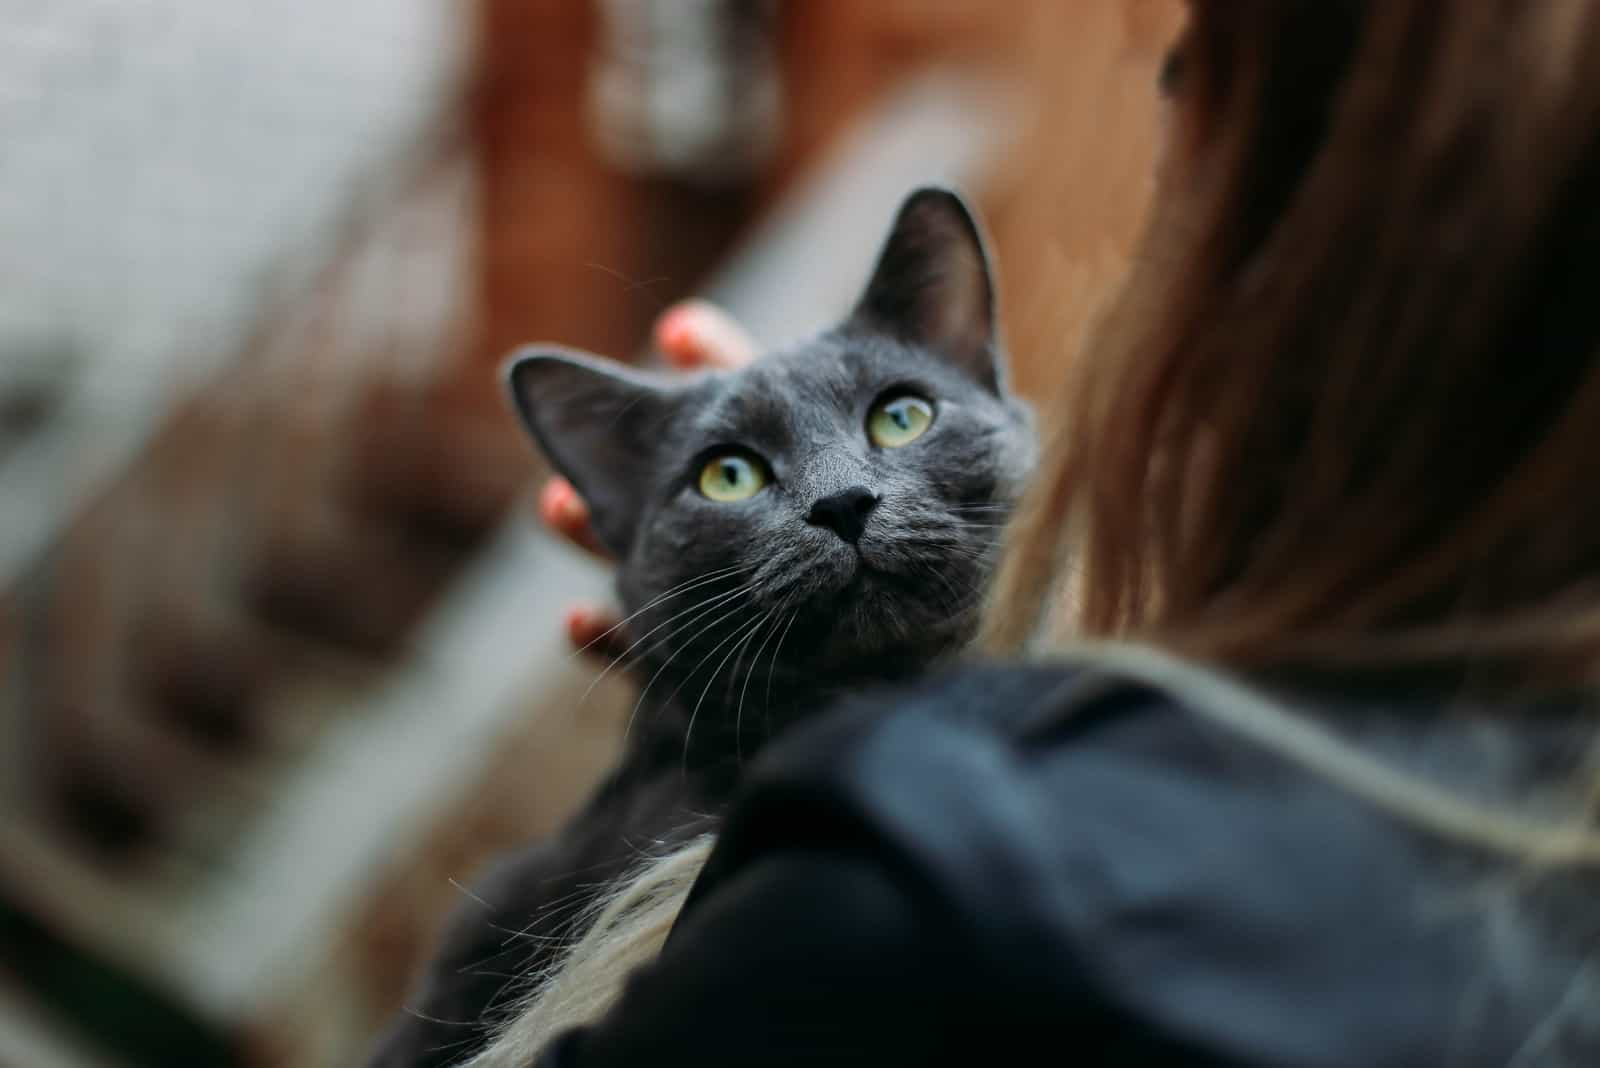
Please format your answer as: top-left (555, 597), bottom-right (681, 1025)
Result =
top-left (805, 486), bottom-right (880, 544)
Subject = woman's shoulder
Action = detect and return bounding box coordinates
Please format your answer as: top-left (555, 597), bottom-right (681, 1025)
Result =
top-left (698, 658), bottom-right (1321, 958)
top-left (726, 658), bottom-right (1279, 834)
top-left (693, 658), bottom-right (1581, 1065)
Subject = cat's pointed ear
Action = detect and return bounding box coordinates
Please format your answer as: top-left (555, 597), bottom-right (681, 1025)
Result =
top-left (504, 346), bottom-right (682, 557)
top-left (851, 186), bottom-right (1003, 393)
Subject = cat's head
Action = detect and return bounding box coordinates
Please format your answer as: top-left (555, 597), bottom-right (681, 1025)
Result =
top-left (506, 188), bottom-right (1035, 703)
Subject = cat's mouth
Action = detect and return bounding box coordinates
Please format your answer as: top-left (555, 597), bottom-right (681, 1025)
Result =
top-left (742, 527), bottom-right (991, 667)
top-left (758, 520), bottom-right (991, 641)
top-left (806, 542), bottom-right (941, 614)
top-left (764, 540), bottom-right (900, 608)
top-left (846, 558), bottom-right (915, 594)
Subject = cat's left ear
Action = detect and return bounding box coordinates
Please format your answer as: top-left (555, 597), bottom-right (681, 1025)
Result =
top-left (851, 186), bottom-right (1004, 394)
top-left (503, 346), bottom-right (683, 558)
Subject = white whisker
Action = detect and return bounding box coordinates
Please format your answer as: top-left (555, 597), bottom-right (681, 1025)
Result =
top-left (682, 611), bottom-right (774, 774)
top-left (621, 592), bottom-right (756, 746)
top-left (735, 612), bottom-right (784, 762)
top-left (764, 610), bottom-right (801, 732)
top-left (582, 579), bottom-right (753, 703)
top-left (569, 563), bottom-right (747, 660)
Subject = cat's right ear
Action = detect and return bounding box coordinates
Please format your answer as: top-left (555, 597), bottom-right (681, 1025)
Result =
top-left (504, 347), bottom-right (682, 558)
top-left (851, 186), bottom-right (1004, 394)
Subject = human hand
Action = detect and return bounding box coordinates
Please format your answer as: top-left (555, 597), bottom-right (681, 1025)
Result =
top-left (538, 299), bottom-right (757, 656)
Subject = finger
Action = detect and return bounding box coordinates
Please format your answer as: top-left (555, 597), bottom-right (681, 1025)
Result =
top-left (538, 478), bottom-right (610, 559)
top-left (655, 300), bottom-right (758, 371)
top-left (566, 605), bottom-right (630, 662)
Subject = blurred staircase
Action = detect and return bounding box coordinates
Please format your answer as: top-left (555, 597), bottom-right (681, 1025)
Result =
top-left (0, 13), bottom-right (1014, 1056)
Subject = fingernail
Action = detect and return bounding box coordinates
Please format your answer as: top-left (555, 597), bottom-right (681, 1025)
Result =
top-left (567, 607), bottom-right (599, 636)
top-left (659, 306), bottom-right (698, 357)
top-left (544, 481), bottom-right (570, 512)
top-left (539, 482), bottom-right (564, 521)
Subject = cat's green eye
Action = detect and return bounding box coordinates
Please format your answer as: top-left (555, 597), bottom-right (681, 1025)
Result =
top-left (867, 394), bottom-right (934, 448)
top-left (698, 453), bottom-right (768, 502)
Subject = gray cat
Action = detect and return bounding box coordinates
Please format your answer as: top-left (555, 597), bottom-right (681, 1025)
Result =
top-left (370, 187), bottom-right (1035, 1068)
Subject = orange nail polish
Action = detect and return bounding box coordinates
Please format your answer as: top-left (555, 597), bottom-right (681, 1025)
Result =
top-left (659, 307), bottom-right (695, 354)
top-left (539, 489), bottom-right (561, 524)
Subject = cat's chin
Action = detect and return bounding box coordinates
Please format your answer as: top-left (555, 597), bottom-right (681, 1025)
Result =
top-left (787, 571), bottom-right (976, 668)
top-left (815, 619), bottom-right (971, 677)
top-left (751, 535), bottom-right (987, 668)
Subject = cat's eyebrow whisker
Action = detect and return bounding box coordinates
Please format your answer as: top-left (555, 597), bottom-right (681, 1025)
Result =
top-left (584, 260), bottom-right (672, 311)
top-left (569, 563), bottom-right (748, 661)
top-left (580, 578), bottom-right (754, 703)
top-left (682, 610), bottom-right (774, 776)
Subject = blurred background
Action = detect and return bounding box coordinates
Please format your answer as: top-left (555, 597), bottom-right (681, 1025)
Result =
top-left (0, 2), bottom-right (1179, 1064)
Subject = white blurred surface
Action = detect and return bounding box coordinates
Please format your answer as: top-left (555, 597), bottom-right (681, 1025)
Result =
top-left (0, 0), bottom-right (468, 583)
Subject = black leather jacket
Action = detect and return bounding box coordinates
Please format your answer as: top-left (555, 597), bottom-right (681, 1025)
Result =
top-left (528, 663), bottom-right (1596, 1067)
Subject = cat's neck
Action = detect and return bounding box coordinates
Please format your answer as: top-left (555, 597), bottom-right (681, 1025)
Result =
top-left (616, 651), bottom-right (929, 781)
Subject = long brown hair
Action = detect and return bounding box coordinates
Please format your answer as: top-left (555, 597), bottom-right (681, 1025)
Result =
top-left (986, 0), bottom-right (1600, 686)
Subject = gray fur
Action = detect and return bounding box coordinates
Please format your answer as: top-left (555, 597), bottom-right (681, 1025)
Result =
top-left (508, 187), bottom-right (1036, 755)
